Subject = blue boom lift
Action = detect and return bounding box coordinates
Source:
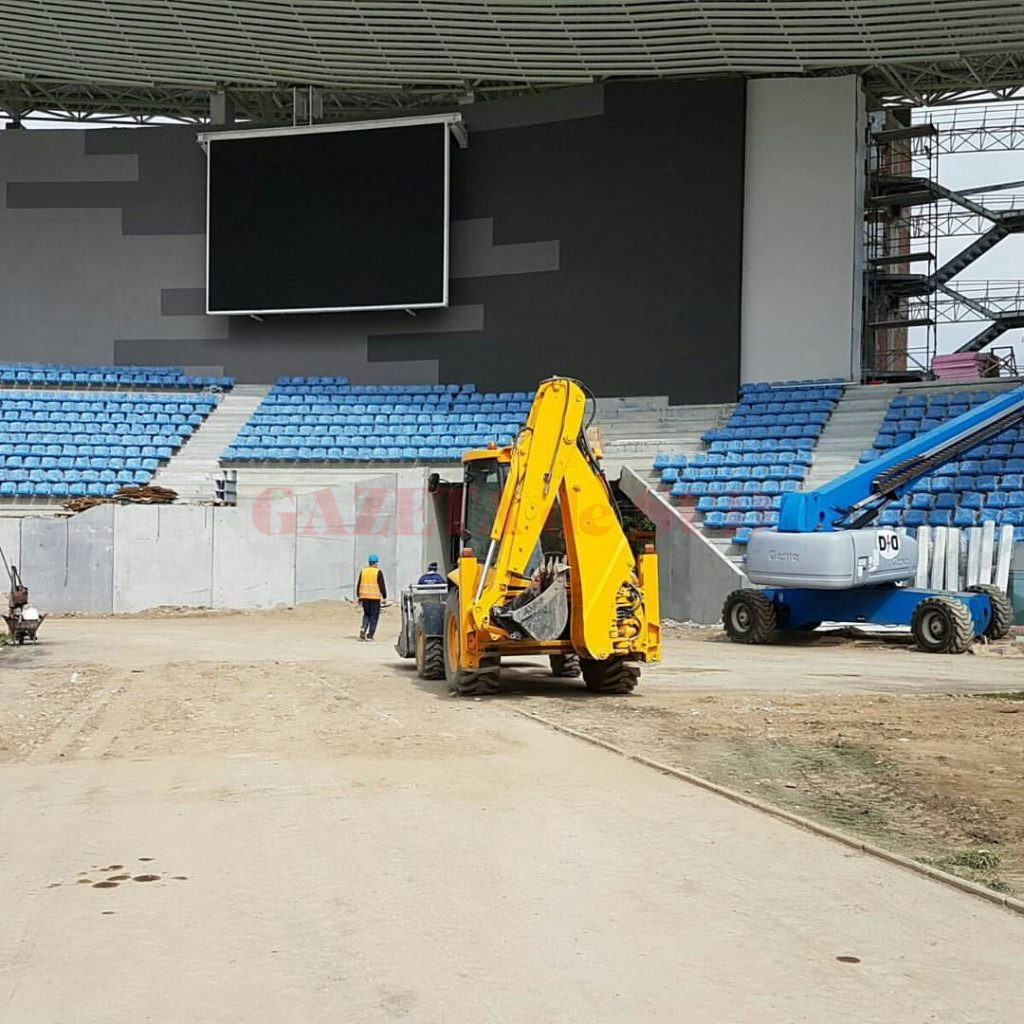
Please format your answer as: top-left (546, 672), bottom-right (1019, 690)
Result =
top-left (723, 385), bottom-right (1023, 653)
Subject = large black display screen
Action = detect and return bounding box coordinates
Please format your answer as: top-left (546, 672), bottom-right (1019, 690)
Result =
top-left (206, 120), bottom-right (449, 314)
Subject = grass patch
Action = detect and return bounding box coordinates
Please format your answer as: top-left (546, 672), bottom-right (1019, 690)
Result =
top-left (973, 691), bottom-right (1024, 702)
top-left (931, 849), bottom-right (1010, 893)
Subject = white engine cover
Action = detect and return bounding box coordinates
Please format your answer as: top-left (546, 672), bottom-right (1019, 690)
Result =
top-left (745, 529), bottom-right (917, 590)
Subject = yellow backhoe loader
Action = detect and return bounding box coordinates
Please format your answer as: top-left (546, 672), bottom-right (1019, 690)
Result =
top-left (439, 376), bottom-right (660, 696)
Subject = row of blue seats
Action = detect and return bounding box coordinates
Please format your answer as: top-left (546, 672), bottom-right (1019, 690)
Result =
top-left (235, 436), bottom-right (512, 452)
top-left (704, 425), bottom-right (825, 442)
top-left (879, 423), bottom-right (1021, 444)
top-left (5, 411), bottom-right (205, 424)
top-left (705, 511), bottom-right (781, 528)
top-left (654, 451), bottom-right (813, 469)
top-left (224, 446), bottom-right (478, 462)
top-left (270, 386), bottom-right (527, 400)
top-left (729, 413), bottom-right (830, 427)
top-left (877, 425), bottom-right (1021, 445)
top-left (697, 495), bottom-right (784, 512)
top-left (904, 474), bottom-right (1024, 494)
top-left (276, 378), bottom-right (490, 392)
top-left (671, 479), bottom-right (801, 498)
top-left (1, 445), bottom-right (175, 460)
top-left (244, 414), bottom-right (521, 428)
top-left (864, 441), bottom-right (1024, 461)
top-left (3, 397), bottom-right (215, 410)
top-left (1, 455), bottom-right (164, 472)
top-left (903, 491), bottom-right (1024, 511)
top-left (1, 368), bottom-right (231, 389)
top-left (661, 465), bottom-right (808, 484)
top-left (890, 391), bottom-right (997, 408)
top-left (738, 388), bottom-right (842, 402)
top-left (1, 468), bottom-right (156, 484)
top-left (262, 401), bottom-right (531, 415)
top-left (736, 402), bottom-right (835, 415)
top-left (741, 378), bottom-right (845, 390)
top-left (881, 407), bottom-right (1016, 426)
top-left (709, 438), bottom-right (814, 454)
top-left (0, 481), bottom-right (146, 498)
top-left (0, 433), bottom-right (187, 448)
top-left (909, 468), bottom-right (1019, 489)
top-left (881, 508), bottom-right (1024, 528)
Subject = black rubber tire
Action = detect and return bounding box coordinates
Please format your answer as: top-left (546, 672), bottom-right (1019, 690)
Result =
top-left (911, 596), bottom-right (974, 654)
top-left (415, 625), bottom-right (445, 680)
top-left (579, 656), bottom-right (639, 694)
top-left (549, 653), bottom-right (582, 678)
top-left (722, 590), bottom-right (777, 644)
top-left (443, 589), bottom-right (500, 696)
top-left (966, 584), bottom-right (1013, 641)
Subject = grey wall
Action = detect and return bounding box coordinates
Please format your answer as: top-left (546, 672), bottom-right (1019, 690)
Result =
top-left (0, 81), bottom-right (746, 404)
top-left (740, 76), bottom-right (865, 384)
top-left (5, 470), bottom-right (431, 615)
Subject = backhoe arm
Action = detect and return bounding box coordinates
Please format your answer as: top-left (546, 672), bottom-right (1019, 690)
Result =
top-left (467, 378), bottom-right (656, 661)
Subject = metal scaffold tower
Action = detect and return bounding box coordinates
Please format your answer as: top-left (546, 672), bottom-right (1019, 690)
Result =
top-left (863, 104), bottom-right (1024, 381)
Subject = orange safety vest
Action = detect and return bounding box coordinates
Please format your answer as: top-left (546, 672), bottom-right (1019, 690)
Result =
top-left (358, 566), bottom-right (382, 600)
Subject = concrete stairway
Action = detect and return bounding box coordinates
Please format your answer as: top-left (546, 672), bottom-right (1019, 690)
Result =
top-left (593, 396), bottom-right (733, 482)
top-left (152, 384), bottom-right (270, 502)
top-left (803, 385), bottom-right (894, 491)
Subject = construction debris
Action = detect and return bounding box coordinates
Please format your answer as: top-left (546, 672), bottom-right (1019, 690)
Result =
top-left (63, 484), bottom-right (178, 513)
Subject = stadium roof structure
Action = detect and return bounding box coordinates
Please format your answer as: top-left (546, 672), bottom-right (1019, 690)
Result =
top-left (3, 1), bottom-right (1024, 123)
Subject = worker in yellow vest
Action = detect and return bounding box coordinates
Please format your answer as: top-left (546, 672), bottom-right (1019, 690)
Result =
top-left (357, 553), bottom-right (387, 641)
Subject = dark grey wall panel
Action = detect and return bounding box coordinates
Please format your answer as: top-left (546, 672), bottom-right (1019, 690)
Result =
top-left (0, 80), bottom-right (745, 402)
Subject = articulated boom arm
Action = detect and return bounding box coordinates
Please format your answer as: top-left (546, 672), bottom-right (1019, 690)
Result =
top-left (778, 385), bottom-right (1024, 533)
top-left (469, 377), bottom-right (650, 661)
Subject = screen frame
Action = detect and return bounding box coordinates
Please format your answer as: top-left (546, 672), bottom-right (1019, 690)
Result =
top-left (198, 113), bottom-right (459, 316)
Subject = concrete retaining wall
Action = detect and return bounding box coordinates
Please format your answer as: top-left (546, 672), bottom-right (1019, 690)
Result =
top-left (620, 467), bottom-right (747, 624)
top-left (7, 470), bottom-right (431, 613)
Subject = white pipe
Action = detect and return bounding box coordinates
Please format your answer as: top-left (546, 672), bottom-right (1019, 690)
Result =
top-left (995, 525), bottom-right (1014, 592)
top-left (965, 527), bottom-right (982, 588)
top-left (930, 526), bottom-right (947, 591)
top-left (915, 525), bottom-right (931, 589)
top-left (980, 520), bottom-right (996, 585)
top-left (945, 527), bottom-right (960, 592)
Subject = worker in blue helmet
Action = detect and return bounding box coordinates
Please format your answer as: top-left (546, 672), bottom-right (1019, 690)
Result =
top-left (356, 553), bottom-right (387, 641)
top-left (417, 561), bottom-right (446, 586)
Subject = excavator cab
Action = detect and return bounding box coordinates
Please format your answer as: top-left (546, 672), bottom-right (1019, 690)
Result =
top-left (438, 378), bottom-right (660, 697)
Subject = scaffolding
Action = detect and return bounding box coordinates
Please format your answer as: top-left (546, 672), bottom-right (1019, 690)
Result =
top-left (862, 105), bottom-right (1024, 381)
top-left (863, 116), bottom-right (938, 378)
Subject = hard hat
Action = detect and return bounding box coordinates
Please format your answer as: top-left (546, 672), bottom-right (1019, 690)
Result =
top-left (368, 553), bottom-right (379, 564)
top-left (427, 561), bottom-right (438, 571)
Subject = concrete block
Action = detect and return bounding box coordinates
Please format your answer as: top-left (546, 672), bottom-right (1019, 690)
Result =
top-left (0, 518), bottom-right (21, 575)
top-left (19, 505), bottom-right (114, 613)
top-left (294, 484), bottom-right (358, 604)
top-left (112, 504), bottom-right (214, 613)
top-left (212, 504), bottom-right (296, 609)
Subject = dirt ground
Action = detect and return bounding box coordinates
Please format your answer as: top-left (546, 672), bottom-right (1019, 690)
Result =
top-left (509, 625), bottom-right (1024, 895)
top-left (3, 608), bottom-right (1024, 898)
top-left (2, 604), bottom-right (1024, 1022)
